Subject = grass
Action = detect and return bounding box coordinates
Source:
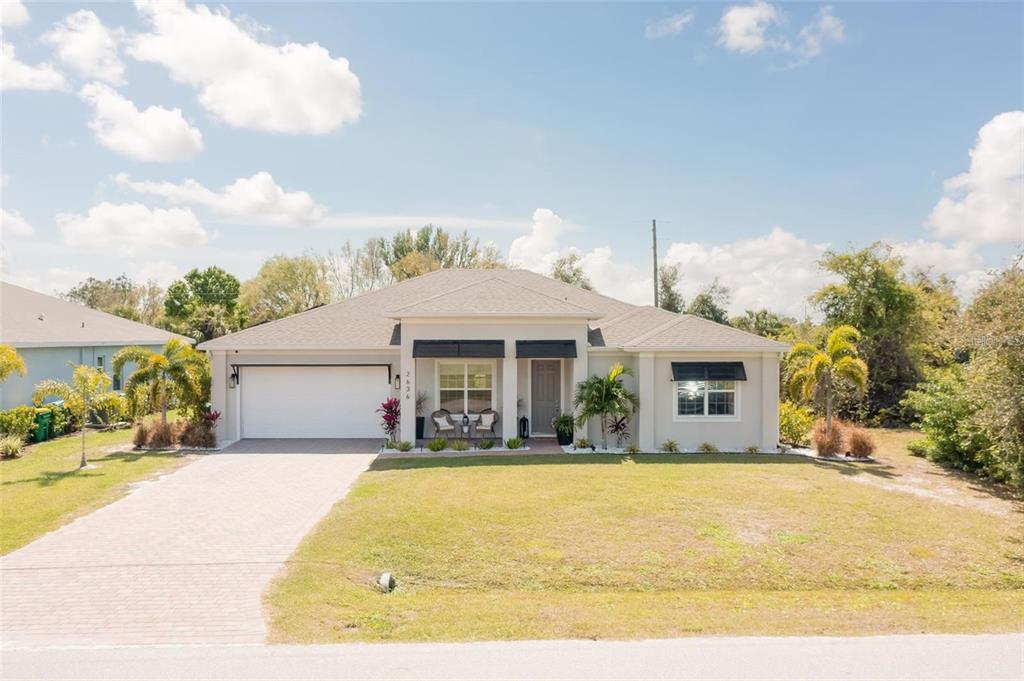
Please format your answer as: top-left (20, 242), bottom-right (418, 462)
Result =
top-left (266, 430), bottom-right (1023, 642)
top-left (0, 419), bottom-right (192, 555)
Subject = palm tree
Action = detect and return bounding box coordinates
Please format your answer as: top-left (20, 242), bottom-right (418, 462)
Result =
top-left (0, 344), bottom-right (27, 383)
top-left (573, 363), bottom-right (640, 450)
top-left (113, 339), bottom-right (208, 426)
top-left (33, 365), bottom-right (111, 469)
top-left (786, 324), bottom-right (869, 436)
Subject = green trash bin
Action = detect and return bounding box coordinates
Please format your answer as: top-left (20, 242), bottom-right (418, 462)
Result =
top-left (33, 410), bottom-right (52, 443)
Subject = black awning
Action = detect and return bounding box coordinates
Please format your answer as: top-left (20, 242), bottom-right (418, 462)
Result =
top-left (413, 340), bottom-right (505, 358)
top-left (516, 340), bottom-right (577, 358)
top-left (671, 361), bottom-right (747, 381)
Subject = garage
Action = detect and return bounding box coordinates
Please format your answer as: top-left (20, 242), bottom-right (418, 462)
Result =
top-left (239, 365), bottom-right (391, 439)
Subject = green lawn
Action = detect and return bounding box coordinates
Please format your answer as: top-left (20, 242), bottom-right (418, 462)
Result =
top-left (0, 425), bottom-right (192, 554)
top-left (266, 432), bottom-right (1023, 642)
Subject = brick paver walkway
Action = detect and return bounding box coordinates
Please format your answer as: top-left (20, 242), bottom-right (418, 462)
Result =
top-left (0, 442), bottom-right (376, 646)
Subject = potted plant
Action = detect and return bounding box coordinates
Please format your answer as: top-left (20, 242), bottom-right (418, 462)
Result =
top-left (552, 413), bottom-right (575, 446)
top-left (415, 391), bottom-right (427, 440)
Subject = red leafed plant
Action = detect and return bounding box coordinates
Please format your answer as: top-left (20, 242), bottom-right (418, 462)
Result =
top-left (204, 410), bottom-right (221, 425)
top-left (377, 398), bottom-right (401, 442)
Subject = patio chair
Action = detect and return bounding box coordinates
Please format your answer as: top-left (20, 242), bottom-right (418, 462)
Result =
top-left (431, 409), bottom-right (457, 438)
top-left (475, 408), bottom-right (499, 439)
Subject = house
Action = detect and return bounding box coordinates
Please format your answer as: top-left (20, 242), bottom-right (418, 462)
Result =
top-left (198, 269), bottom-right (788, 451)
top-left (0, 282), bottom-right (189, 410)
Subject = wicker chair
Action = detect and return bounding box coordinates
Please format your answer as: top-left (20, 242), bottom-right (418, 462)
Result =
top-left (475, 408), bottom-right (499, 439)
top-left (430, 409), bottom-right (456, 438)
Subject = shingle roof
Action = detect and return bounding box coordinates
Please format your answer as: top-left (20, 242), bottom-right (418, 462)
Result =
top-left (0, 281), bottom-right (190, 348)
top-left (197, 269), bottom-right (788, 352)
top-left (623, 314), bottom-right (789, 351)
top-left (386, 276), bottom-right (599, 317)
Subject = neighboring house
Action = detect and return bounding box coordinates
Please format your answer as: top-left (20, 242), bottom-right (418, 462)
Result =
top-left (199, 270), bottom-right (788, 451)
top-left (0, 282), bottom-right (189, 410)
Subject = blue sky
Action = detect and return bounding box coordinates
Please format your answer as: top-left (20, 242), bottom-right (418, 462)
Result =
top-left (1, 1), bottom-right (1021, 316)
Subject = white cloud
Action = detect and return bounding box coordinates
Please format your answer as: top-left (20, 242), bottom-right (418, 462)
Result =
top-left (0, 1), bottom-right (29, 28)
top-left (116, 171), bottom-right (325, 226)
top-left (43, 10), bottom-right (126, 85)
top-left (130, 260), bottom-right (181, 286)
top-left (507, 209), bottom-right (574, 274)
top-left (0, 208), bottom-right (33, 238)
top-left (57, 202), bottom-right (207, 256)
top-left (891, 239), bottom-right (983, 276)
top-left (79, 82), bottom-right (203, 162)
top-left (128, 0), bottom-right (362, 135)
top-left (507, 211), bottom-right (833, 317)
top-left (645, 11), bottom-right (696, 40)
top-left (926, 111), bottom-right (1024, 245)
top-left (717, 1), bottom-right (781, 54)
top-left (0, 43), bottom-right (67, 91)
top-left (796, 6), bottom-right (844, 59)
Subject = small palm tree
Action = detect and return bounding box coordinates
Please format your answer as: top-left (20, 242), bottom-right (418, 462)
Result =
top-left (0, 344), bottom-right (27, 383)
top-left (786, 324), bottom-right (869, 436)
top-left (113, 339), bottom-right (207, 426)
top-left (34, 365), bottom-right (111, 469)
top-left (573, 363), bottom-right (640, 450)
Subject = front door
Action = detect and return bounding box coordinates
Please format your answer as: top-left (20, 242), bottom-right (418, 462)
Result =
top-left (530, 360), bottom-right (561, 435)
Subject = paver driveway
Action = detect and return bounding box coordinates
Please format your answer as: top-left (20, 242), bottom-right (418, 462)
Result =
top-left (0, 440), bottom-right (377, 646)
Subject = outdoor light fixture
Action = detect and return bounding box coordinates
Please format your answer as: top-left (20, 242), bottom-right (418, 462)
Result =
top-left (228, 365), bottom-right (240, 389)
top-left (393, 375), bottom-right (401, 390)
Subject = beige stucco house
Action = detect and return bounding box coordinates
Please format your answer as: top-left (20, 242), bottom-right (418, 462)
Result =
top-left (198, 269), bottom-right (788, 451)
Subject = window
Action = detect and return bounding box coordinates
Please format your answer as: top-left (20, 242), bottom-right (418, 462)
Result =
top-left (438, 362), bottom-right (493, 414)
top-left (675, 380), bottom-right (737, 418)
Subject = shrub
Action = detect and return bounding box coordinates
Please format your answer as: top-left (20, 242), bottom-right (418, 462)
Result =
top-left (146, 421), bottom-right (174, 449)
top-left (623, 443), bottom-right (641, 455)
top-left (46, 403), bottom-right (71, 436)
top-left (377, 397), bottom-right (401, 443)
top-left (450, 439), bottom-right (470, 452)
top-left (552, 413), bottom-right (575, 437)
top-left (696, 442), bottom-right (719, 453)
top-left (574, 437), bottom-right (591, 449)
top-left (0, 434), bottom-right (25, 458)
top-left (608, 416), bottom-right (630, 447)
top-left (906, 438), bottom-right (929, 457)
top-left (91, 392), bottom-right (128, 425)
top-left (659, 439), bottom-right (680, 453)
top-left (812, 419), bottom-right (845, 456)
top-left (779, 401), bottom-right (815, 446)
top-left (133, 422), bottom-right (149, 448)
top-left (477, 439), bottom-right (494, 450)
top-left (427, 437), bottom-right (448, 452)
top-left (178, 419), bottom-right (216, 448)
top-left (744, 445), bottom-right (760, 454)
top-left (846, 427), bottom-right (876, 458)
top-left (0, 405), bottom-right (35, 440)
top-left (504, 436), bottom-right (524, 450)
top-left (394, 440), bottom-right (413, 452)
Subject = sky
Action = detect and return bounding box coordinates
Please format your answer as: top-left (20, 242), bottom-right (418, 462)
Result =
top-left (1, 0), bottom-right (1021, 318)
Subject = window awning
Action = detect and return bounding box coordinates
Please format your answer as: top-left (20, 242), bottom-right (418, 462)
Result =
top-left (671, 361), bottom-right (747, 381)
top-left (515, 340), bottom-right (577, 358)
top-left (412, 340), bottom-right (505, 358)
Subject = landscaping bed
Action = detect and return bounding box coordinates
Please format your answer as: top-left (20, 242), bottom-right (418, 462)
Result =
top-left (266, 432), bottom-right (1023, 642)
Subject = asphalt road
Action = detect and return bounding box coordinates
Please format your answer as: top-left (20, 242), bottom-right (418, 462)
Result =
top-left (3, 634), bottom-right (1021, 680)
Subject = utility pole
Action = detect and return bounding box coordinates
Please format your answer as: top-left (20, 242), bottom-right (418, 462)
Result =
top-left (652, 218), bottom-right (659, 308)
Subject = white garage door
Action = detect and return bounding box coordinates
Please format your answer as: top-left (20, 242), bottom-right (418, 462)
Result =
top-left (240, 366), bottom-right (390, 439)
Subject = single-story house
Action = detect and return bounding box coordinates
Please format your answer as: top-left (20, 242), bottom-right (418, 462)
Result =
top-left (0, 281), bottom-right (189, 410)
top-left (198, 269), bottom-right (788, 451)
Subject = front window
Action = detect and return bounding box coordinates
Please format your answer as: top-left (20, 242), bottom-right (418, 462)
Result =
top-left (439, 362), bottom-right (493, 414)
top-left (675, 380), bottom-right (737, 417)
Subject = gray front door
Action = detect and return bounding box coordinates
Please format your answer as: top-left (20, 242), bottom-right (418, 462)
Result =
top-left (530, 360), bottom-right (561, 435)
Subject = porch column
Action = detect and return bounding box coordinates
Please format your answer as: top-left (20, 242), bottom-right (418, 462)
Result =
top-left (761, 352), bottom-right (780, 451)
top-left (400, 344), bottom-right (416, 443)
top-left (209, 350), bottom-right (228, 444)
top-left (638, 353), bottom-right (655, 452)
top-left (501, 356), bottom-right (517, 442)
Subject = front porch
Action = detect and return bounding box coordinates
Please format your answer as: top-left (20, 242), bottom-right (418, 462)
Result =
top-left (398, 333), bottom-right (590, 444)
